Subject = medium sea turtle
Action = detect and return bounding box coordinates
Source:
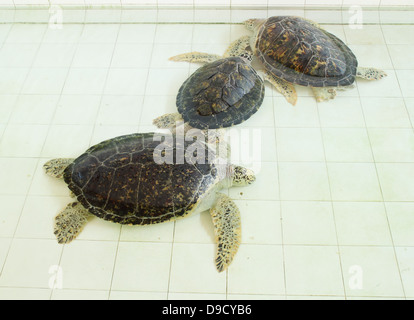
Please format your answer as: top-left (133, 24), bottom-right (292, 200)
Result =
top-left (243, 16), bottom-right (387, 103)
top-left (43, 132), bottom-right (255, 272)
top-left (153, 49), bottom-right (266, 130)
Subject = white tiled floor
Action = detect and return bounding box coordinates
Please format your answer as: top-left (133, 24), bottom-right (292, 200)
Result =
top-left (0, 9), bottom-right (414, 300)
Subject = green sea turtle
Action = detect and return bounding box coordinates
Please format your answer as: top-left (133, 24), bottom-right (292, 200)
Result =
top-left (43, 132), bottom-right (255, 272)
top-left (170, 16), bottom-right (387, 105)
top-left (154, 50), bottom-right (265, 130)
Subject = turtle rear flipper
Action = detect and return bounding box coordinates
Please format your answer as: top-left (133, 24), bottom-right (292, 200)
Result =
top-left (43, 158), bottom-right (74, 179)
top-left (54, 202), bottom-right (93, 244)
top-left (210, 193), bottom-right (241, 273)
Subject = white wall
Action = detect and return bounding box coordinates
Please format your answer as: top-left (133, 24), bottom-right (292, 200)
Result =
top-left (1, 0), bottom-right (414, 8)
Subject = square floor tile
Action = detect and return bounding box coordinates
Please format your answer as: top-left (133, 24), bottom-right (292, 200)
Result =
top-left (63, 68), bottom-right (108, 94)
top-left (279, 162), bottom-right (330, 201)
top-left (0, 195), bottom-right (26, 237)
top-left (0, 158), bottom-right (37, 195)
top-left (174, 210), bottom-right (215, 244)
top-left (276, 128), bottom-right (325, 162)
top-left (52, 95), bottom-right (101, 125)
top-left (274, 97), bottom-right (320, 127)
top-left (361, 97), bottom-right (411, 128)
top-left (21, 68), bottom-right (68, 95)
top-left (72, 43), bottom-right (115, 68)
top-left (376, 163), bottom-right (414, 201)
top-left (0, 68), bottom-right (29, 94)
top-left (228, 244), bottom-right (285, 295)
top-left (385, 202), bottom-right (414, 246)
top-left (348, 44), bottom-right (393, 70)
top-left (0, 94), bottom-right (18, 124)
top-left (388, 44), bottom-right (414, 69)
top-left (396, 70), bottom-right (414, 98)
top-left (281, 201), bottom-right (337, 245)
top-left (333, 202), bottom-right (392, 246)
top-left (117, 24), bottom-right (156, 43)
top-left (395, 247), bottom-right (414, 297)
top-left (5, 24), bottom-right (46, 43)
top-left (28, 158), bottom-right (72, 197)
top-left (154, 24), bottom-right (193, 44)
top-left (9, 94), bottom-right (59, 125)
top-left (111, 43), bottom-right (153, 68)
top-left (59, 240), bottom-right (118, 290)
top-left (79, 24), bottom-right (119, 43)
top-left (0, 43), bottom-right (39, 67)
top-left (42, 24), bottom-right (83, 44)
top-left (382, 25), bottom-right (414, 45)
top-left (368, 128), bottom-right (414, 162)
top-left (340, 246), bottom-right (404, 298)
top-left (357, 70), bottom-right (401, 98)
top-left (329, 98), bottom-right (371, 128)
top-left (0, 288), bottom-right (51, 300)
top-left (111, 242), bottom-right (171, 292)
top-left (51, 289), bottom-right (109, 300)
top-left (327, 163), bottom-right (382, 201)
top-left (284, 245), bottom-right (344, 296)
top-left (33, 43), bottom-right (77, 68)
top-left (0, 124), bottom-right (49, 157)
top-left (96, 95), bottom-right (144, 125)
top-left (0, 238), bottom-right (62, 288)
top-left (150, 43), bottom-right (192, 69)
top-left (169, 243), bottom-right (226, 293)
top-left (322, 128), bottom-right (373, 162)
top-left (15, 195), bottom-right (68, 240)
top-left (235, 200), bottom-right (282, 245)
top-left (145, 68), bottom-right (189, 96)
top-left (41, 124), bottom-right (94, 158)
top-left (104, 68), bottom-right (148, 95)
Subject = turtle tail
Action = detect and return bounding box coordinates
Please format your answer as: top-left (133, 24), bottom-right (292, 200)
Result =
top-left (43, 158), bottom-right (74, 179)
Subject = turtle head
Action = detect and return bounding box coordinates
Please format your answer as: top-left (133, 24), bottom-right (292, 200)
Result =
top-left (244, 18), bottom-right (264, 31)
top-left (239, 51), bottom-right (253, 63)
top-left (229, 165), bottom-right (256, 186)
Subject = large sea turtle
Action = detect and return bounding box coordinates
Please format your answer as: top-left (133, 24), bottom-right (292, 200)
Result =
top-left (43, 132), bottom-right (255, 272)
top-left (170, 16), bottom-right (387, 105)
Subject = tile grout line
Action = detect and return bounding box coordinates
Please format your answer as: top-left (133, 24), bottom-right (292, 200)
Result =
top-left (272, 90), bottom-right (288, 299)
top-left (360, 22), bottom-right (409, 299)
top-left (40, 23), bottom-right (87, 300)
top-left (88, 23), bottom-right (126, 301)
top-left (0, 24), bottom-right (56, 295)
top-left (315, 101), bottom-right (348, 299)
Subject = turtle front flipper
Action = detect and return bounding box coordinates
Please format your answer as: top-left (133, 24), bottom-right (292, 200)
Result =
top-left (356, 67), bottom-right (387, 81)
top-left (169, 52), bottom-right (222, 64)
top-left (223, 35), bottom-right (251, 58)
top-left (43, 158), bottom-right (75, 179)
top-left (54, 202), bottom-right (93, 244)
top-left (210, 193), bottom-right (241, 272)
top-left (263, 70), bottom-right (297, 106)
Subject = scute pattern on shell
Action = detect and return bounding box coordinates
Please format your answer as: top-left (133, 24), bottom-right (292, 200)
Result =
top-left (63, 133), bottom-right (220, 225)
top-left (256, 16), bottom-right (358, 87)
top-left (177, 56), bottom-right (264, 129)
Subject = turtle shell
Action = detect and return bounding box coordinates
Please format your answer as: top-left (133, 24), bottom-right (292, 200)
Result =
top-left (255, 16), bottom-right (358, 87)
top-left (177, 56), bottom-right (265, 129)
top-left (63, 133), bottom-right (221, 225)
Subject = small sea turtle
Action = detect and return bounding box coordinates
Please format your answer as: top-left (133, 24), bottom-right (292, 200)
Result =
top-left (153, 48), bottom-right (266, 130)
top-left (243, 16), bottom-right (387, 103)
top-left (43, 132), bottom-right (255, 272)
